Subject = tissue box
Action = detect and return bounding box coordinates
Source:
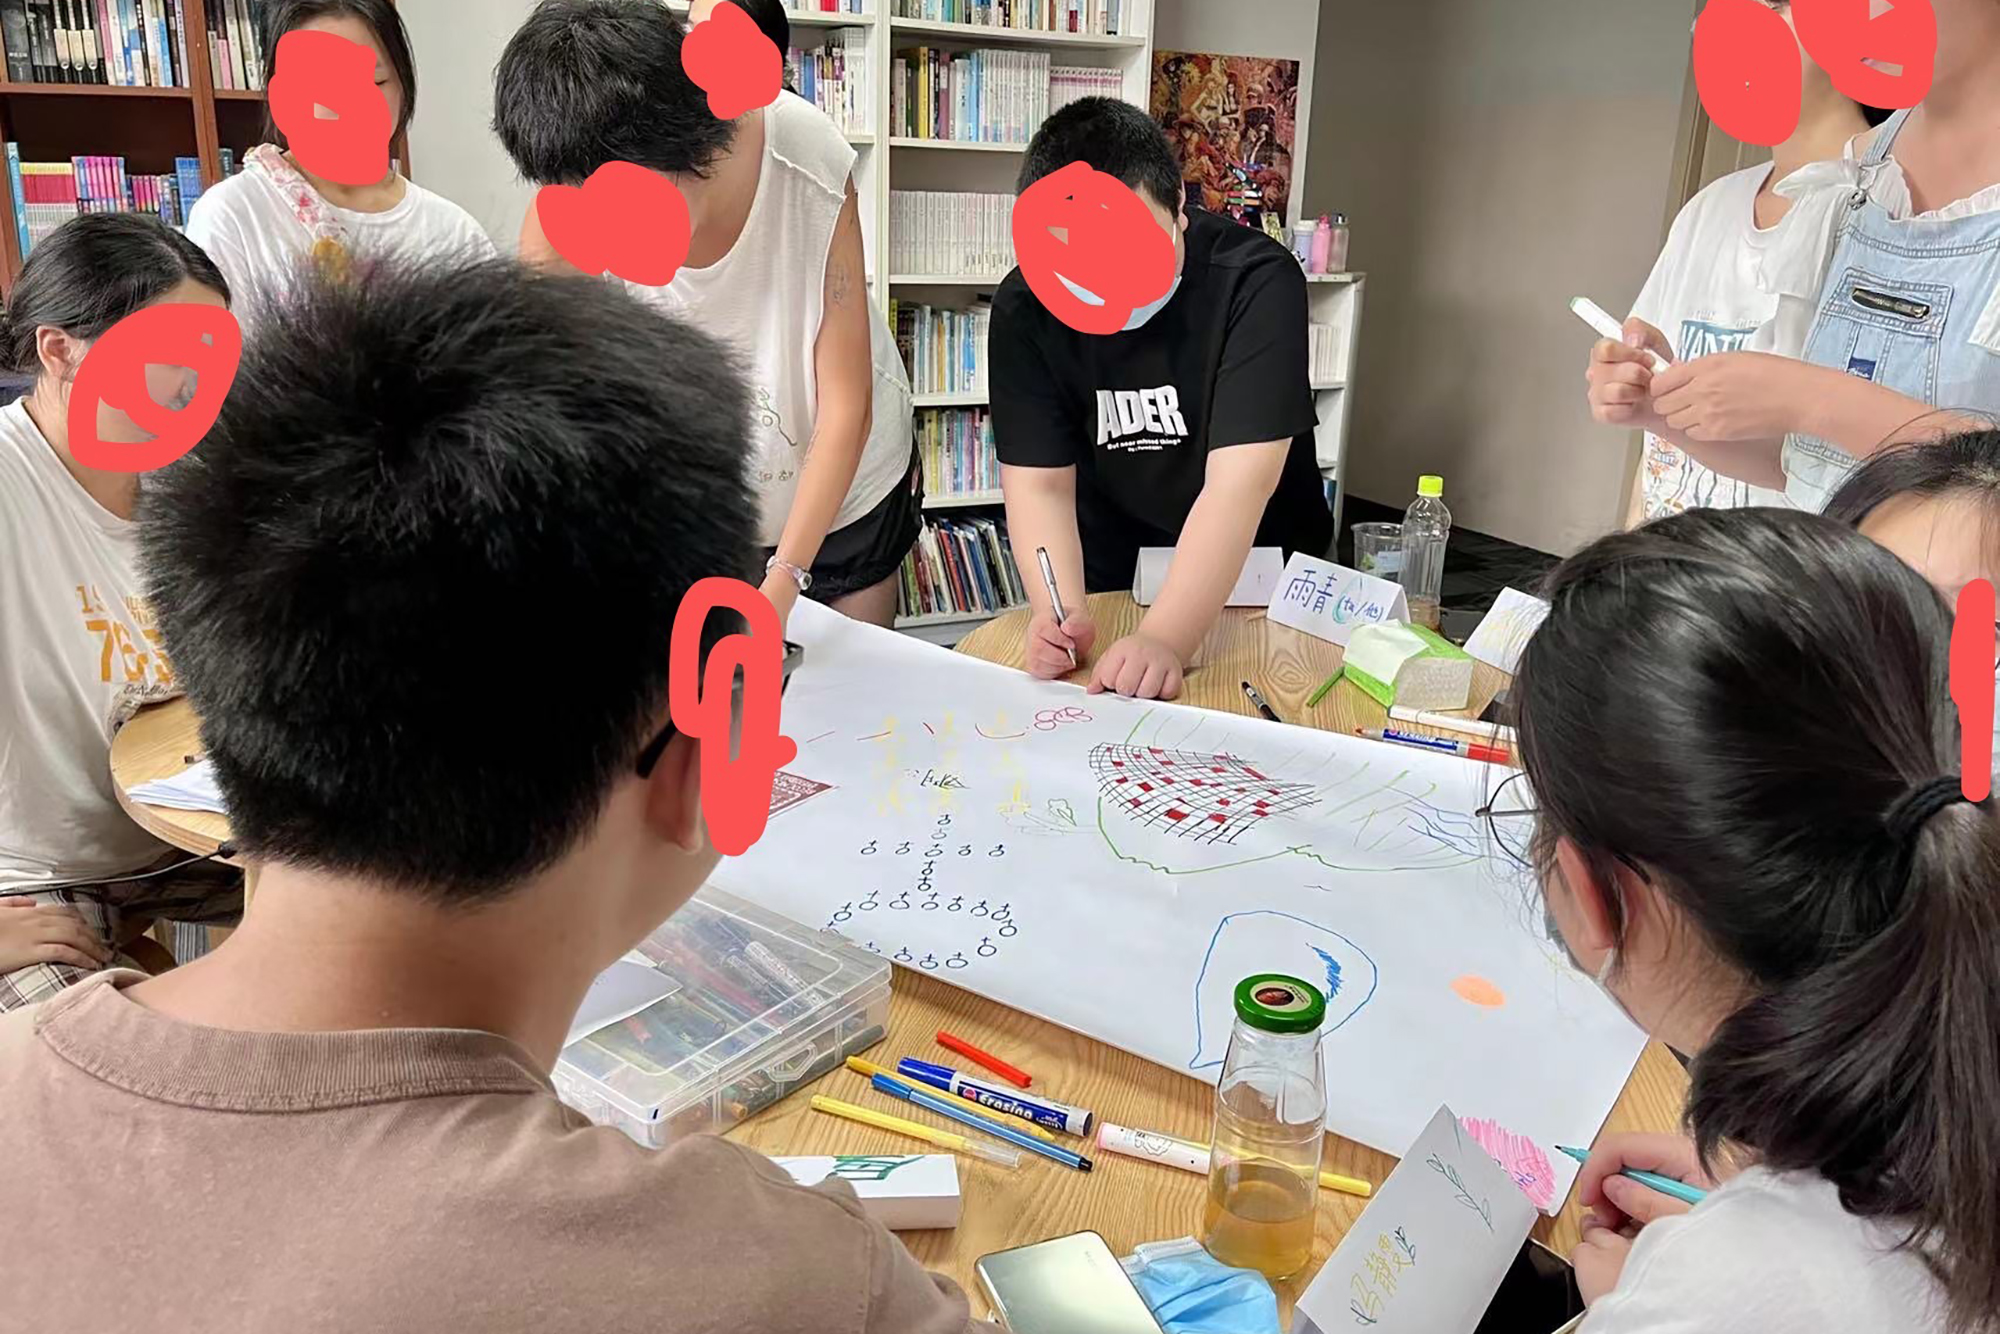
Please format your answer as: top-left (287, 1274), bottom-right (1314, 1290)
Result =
top-left (776, 1154), bottom-right (962, 1230)
top-left (1342, 622), bottom-right (1475, 710)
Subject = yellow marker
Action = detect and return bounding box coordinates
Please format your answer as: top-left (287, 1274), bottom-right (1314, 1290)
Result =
top-left (811, 1095), bottom-right (1021, 1169)
top-left (843, 1056), bottom-right (1061, 1143)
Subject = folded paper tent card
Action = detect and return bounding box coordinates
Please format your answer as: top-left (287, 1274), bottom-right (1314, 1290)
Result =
top-left (1267, 553), bottom-right (1408, 647)
top-left (776, 1154), bottom-right (961, 1230)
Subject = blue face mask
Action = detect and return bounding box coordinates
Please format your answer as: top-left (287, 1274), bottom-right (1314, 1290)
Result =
top-left (1120, 1238), bottom-right (1280, 1334)
top-left (1056, 270), bottom-right (1184, 332)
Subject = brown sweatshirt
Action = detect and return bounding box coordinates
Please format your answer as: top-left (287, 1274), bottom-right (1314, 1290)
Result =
top-left (0, 972), bottom-right (984, 1333)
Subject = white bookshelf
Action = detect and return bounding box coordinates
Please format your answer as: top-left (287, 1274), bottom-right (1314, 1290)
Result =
top-left (923, 489), bottom-right (1005, 509)
top-left (913, 391), bottom-right (989, 407)
top-left (1309, 273), bottom-right (1366, 538)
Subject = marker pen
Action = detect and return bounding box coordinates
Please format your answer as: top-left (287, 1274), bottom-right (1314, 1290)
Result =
top-left (896, 1058), bottom-right (1095, 1136)
top-left (1096, 1123), bottom-right (1207, 1173)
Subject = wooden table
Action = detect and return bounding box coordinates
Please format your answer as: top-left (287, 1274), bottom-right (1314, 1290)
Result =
top-left (108, 602), bottom-right (1688, 1316)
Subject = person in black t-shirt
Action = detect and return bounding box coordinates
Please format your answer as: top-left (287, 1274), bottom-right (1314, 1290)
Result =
top-left (991, 98), bottom-right (1331, 701)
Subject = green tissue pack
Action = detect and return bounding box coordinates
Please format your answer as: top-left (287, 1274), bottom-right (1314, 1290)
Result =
top-left (1341, 621), bottom-right (1475, 711)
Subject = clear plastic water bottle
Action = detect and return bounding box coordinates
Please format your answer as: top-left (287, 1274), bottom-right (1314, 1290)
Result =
top-left (1399, 474), bottom-right (1451, 631)
top-left (1201, 975), bottom-right (1328, 1281)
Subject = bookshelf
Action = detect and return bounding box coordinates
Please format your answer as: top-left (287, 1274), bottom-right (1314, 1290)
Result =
top-left (0, 0), bottom-right (412, 295)
top-left (1307, 270), bottom-right (1365, 538)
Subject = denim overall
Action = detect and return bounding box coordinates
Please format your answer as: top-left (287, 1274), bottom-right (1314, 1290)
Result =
top-left (1783, 110), bottom-right (2000, 510)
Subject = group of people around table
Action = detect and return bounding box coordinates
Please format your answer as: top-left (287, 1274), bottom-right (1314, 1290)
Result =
top-left (1, 1), bottom-right (1999, 1331)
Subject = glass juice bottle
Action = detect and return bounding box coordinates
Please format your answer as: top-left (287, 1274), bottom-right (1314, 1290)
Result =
top-left (1200, 974), bottom-right (1328, 1280)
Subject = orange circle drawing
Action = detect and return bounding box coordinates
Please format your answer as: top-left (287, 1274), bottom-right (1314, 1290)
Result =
top-left (1451, 975), bottom-right (1506, 1008)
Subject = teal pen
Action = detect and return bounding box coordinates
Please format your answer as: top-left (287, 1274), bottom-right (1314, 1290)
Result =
top-left (871, 1073), bottom-right (1093, 1172)
top-left (1555, 1145), bottom-right (1709, 1207)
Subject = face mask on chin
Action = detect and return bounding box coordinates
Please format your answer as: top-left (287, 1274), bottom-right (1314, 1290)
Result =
top-left (1054, 272), bottom-right (1183, 331)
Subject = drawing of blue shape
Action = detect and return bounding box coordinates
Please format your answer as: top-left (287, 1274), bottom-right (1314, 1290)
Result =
top-left (1189, 910), bottom-right (1379, 1070)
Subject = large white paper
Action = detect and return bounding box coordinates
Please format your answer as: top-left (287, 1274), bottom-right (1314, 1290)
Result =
top-left (1293, 1105), bottom-right (1538, 1334)
top-left (1462, 588), bottom-right (1550, 675)
top-left (1268, 554), bottom-right (1410, 647)
top-left (720, 604), bottom-right (1645, 1209)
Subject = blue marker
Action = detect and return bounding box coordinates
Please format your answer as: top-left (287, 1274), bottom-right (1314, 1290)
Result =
top-left (872, 1074), bottom-right (1093, 1172)
top-left (897, 1058), bottom-right (1095, 1136)
top-left (1555, 1145), bottom-right (1709, 1207)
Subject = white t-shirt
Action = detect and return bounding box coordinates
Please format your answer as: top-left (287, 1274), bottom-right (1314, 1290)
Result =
top-left (1629, 162), bottom-right (1843, 519)
top-left (1581, 1168), bottom-right (1945, 1333)
top-left (0, 401), bottom-right (175, 891)
top-left (186, 167), bottom-right (496, 329)
top-left (623, 93), bottom-right (914, 547)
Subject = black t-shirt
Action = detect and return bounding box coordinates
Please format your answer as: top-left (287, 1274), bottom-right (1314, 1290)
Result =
top-left (991, 207), bottom-right (1331, 593)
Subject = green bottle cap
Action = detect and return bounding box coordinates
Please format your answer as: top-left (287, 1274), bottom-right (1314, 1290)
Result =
top-left (1233, 974), bottom-right (1327, 1033)
top-left (1417, 475), bottom-right (1444, 498)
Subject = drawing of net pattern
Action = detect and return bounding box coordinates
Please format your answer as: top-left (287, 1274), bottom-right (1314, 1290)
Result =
top-left (1090, 744), bottom-right (1320, 845)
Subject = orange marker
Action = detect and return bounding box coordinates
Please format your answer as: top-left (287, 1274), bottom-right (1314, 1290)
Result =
top-left (937, 1029), bottom-right (1032, 1088)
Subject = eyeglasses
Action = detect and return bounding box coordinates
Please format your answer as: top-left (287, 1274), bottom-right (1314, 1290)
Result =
top-left (635, 639), bottom-right (803, 778)
top-left (1474, 769), bottom-right (1538, 870)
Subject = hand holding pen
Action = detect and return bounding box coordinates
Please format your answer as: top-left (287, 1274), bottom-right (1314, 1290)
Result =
top-left (1027, 546), bottom-right (1095, 680)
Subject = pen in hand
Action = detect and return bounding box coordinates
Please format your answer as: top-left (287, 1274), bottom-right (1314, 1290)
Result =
top-left (1035, 546), bottom-right (1078, 670)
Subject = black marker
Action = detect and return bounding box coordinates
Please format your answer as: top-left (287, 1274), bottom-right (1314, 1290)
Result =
top-left (1242, 681), bottom-right (1283, 725)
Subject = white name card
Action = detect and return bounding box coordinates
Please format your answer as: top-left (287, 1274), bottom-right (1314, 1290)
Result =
top-left (1293, 1105), bottom-right (1537, 1334)
top-left (1268, 553), bottom-right (1409, 647)
top-left (1461, 588), bottom-right (1550, 676)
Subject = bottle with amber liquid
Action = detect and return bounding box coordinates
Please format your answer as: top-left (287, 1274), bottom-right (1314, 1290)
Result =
top-left (1200, 974), bottom-right (1328, 1280)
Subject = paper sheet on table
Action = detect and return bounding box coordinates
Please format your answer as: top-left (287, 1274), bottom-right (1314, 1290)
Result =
top-left (1293, 1104), bottom-right (1538, 1334)
top-left (1461, 588), bottom-right (1549, 675)
top-left (1267, 553), bottom-right (1409, 647)
top-left (715, 602), bottom-right (1645, 1210)
top-left (563, 956), bottom-right (682, 1048)
top-left (127, 760), bottom-right (227, 814)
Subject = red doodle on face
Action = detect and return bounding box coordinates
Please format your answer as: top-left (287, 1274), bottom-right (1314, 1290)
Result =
top-left (1012, 161), bottom-right (1176, 336)
top-left (68, 304), bottom-right (243, 474)
top-left (668, 577), bottom-right (798, 856)
top-left (682, 2), bottom-right (783, 121)
top-left (1692, 0), bottom-right (1806, 148)
top-left (1949, 580), bottom-right (1995, 802)
top-left (1791, 0), bottom-right (1935, 114)
top-left (537, 163), bottom-right (693, 287)
top-left (266, 29), bottom-right (394, 186)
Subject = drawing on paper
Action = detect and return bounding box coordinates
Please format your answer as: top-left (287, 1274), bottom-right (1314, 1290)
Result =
top-left (1451, 974), bottom-right (1507, 1008)
top-left (1190, 910), bottom-right (1378, 1069)
top-left (1460, 1116), bottom-right (1557, 1210)
top-left (770, 771), bottom-right (833, 818)
top-left (717, 603), bottom-right (1649, 1212)
top-left (1092, 743), bottom-right (1321, 845)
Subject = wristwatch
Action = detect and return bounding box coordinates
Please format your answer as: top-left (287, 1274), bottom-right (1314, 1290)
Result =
top-left (765, 556), bottom-right (813, 593)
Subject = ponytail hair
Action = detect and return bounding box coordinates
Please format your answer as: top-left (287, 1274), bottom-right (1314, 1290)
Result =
top-left (1515, 507), bottom-right (2000, 1332)
top-left (3, 212), bottom-right (230, 376)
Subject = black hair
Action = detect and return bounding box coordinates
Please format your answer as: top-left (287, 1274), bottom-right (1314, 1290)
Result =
top-left (1, 212), bottom-right (230, 375)
top-left (729, 0), bottom-right (790, 54)
top-left (1017, 96), bottom-right (1185, 215)
top-left (492, 0), bottom-right (737, 185)
top-left (1516, 508), bottom-right (2000, 1332)
top-left (138, 259), bottom-right (759, 903)
top-left (259, 0), bottom-right (419, 149)
top-left (1824, 428), bottom-right (2000, 535)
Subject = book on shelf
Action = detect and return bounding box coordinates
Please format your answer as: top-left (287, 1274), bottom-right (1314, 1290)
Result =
top-left (889, 0), bottom-right (1123, 36)
top-left (11, 152), bottom-right (204, 255)
top-left (786, 28), bottom-right (868, 134)
top-left (900, 513), bottom-right (1027, 622)
top-left (3, 0), bottom-right (196, 85)
top-left (892, 298), bottom-right (990, 396)
top-left (1049, 64), bottom-right (1120, 113)
top-left (890, 46), bottom-right (1047, 144)
top-left (889, 190), bottom-right (1014, 276)
top-left (1309, 324), bottom-right (1341, 385)
top-left (780, 0), bottom-right (870, 11)
top-left (917, 406), bottom-right (998, 499)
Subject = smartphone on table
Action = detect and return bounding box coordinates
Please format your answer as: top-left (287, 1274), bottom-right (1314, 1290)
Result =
top-left (976, 1232), bottom-right (1166, 1334)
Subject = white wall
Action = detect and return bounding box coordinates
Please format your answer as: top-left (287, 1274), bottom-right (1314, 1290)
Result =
top-left (1305, 0), bottom-right (1696, 555)
top-left (401, 0), bottom-right (539, 247)
top-left (1152, 0), bottom-right (1320, 228)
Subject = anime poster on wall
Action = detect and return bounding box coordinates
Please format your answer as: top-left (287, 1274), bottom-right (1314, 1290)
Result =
top-left (1149, 51), bottom-right (1300, 228)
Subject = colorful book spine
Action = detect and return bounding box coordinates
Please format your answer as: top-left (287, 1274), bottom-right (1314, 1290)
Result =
top-left (5, 141), bottom-right (28, 258)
